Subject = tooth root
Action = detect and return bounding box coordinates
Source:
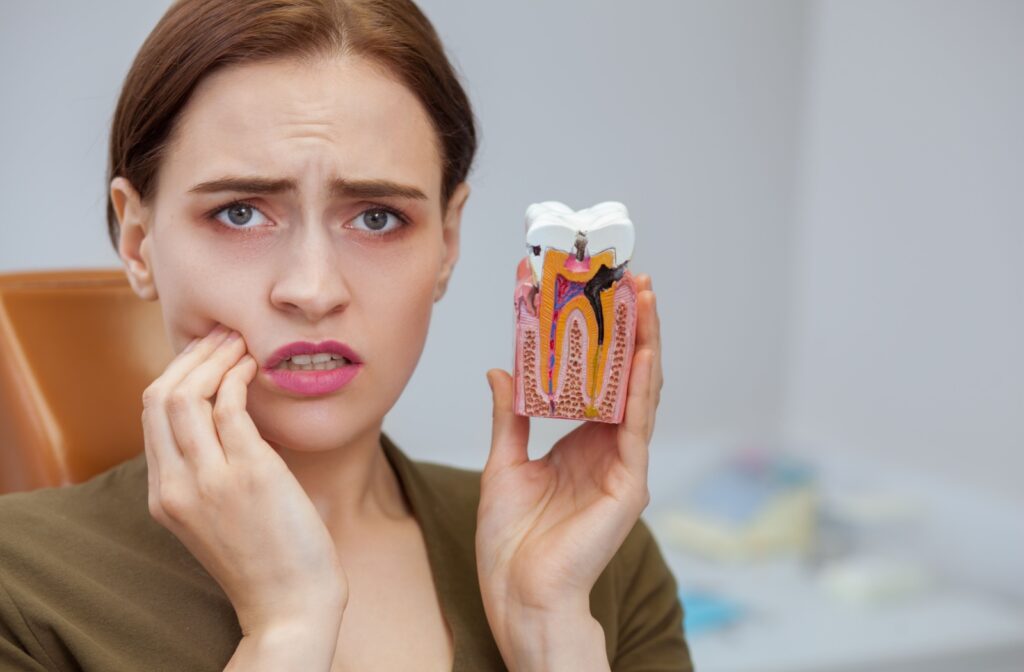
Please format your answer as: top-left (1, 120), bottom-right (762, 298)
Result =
top-left (514, 202), bottom-right (638, 424)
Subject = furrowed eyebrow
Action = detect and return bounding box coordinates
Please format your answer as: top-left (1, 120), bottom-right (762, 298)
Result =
top-left (331, 179), bottom-right (427, 201)
top-left (188, 176), bottom-right (428, 200)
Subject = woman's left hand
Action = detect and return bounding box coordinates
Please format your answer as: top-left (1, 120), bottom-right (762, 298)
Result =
top-left (476, 274), bottom-right (662, 671)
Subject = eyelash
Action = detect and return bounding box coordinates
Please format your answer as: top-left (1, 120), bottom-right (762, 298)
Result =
top-left (204, 199), bottom-right (412, 238)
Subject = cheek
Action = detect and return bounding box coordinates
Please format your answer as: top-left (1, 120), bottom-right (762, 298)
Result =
top-left (361, 250), bottom-right (439, 370)
top-left (150, 226), bottom-right (256, 350)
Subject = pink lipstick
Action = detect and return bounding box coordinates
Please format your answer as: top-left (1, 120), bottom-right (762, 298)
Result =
top-left (263, 340), bottom-right (363, 396)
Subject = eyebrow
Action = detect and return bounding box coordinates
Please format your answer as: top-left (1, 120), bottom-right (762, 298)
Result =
top-left (187, 176), bottom-right (428, 200)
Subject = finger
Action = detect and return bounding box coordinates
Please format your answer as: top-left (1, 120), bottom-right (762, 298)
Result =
top-left (618, 347), bottom-right (654, 478)
top-left (166, 332), bottom-right (247, 472)
top-left (141, 324), bottom-right (233, 513)
top-left (629, 274), bottom-right (662, 436)
top-left (160, 323), bottom-right (234, 388)
top-left (484, 368), bottom-right (530, 474)
top-left (634, 286), bottom-right (659, 426)
top-left (645, 291), bottom-right (663, 434)
top-left (635, 287), bottom-right (659, 355)
top-left (142, 331), bottom-right (226, 484)
top-left (635, 273), bottom-right (652, 293)
top-left (141, 402), bottom-right (172, 509)
top-left (212, 354), bottom-right (265, 462)
top-left (619, 290), bottom-right (658, 469)
top-left (634, 286), bottom-right (661, 417)
top-left (144, 325), bottom-right (233, 471)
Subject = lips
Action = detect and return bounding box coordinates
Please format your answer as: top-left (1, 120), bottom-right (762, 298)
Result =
top-left (263, 340), bottom-right (362, 370)
top-left (262, 339), bottom-right (363, 397)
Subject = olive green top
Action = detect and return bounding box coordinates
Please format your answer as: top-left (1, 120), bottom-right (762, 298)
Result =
top-left (0, 433), bottom-right (692, 671)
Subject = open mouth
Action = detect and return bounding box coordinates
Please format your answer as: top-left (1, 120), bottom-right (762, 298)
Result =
top-left (273, 353), bottom-right (353, 371)
top-left (263, 342), bottom-right (363, 396)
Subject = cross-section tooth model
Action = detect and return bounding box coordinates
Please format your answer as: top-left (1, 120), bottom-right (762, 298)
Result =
top-left (513, 201), bottom-right (638, 423)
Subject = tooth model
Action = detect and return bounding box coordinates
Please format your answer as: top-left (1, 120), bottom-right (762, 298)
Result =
top-left (513, 201), bottom-right (638, 423)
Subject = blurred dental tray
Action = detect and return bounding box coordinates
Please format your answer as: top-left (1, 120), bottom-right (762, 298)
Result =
top-left (657, 451), bottom-right (817, 560)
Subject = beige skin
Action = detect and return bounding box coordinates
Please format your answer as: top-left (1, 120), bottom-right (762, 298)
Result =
top-left (112, 51), bottom-right (665, 672)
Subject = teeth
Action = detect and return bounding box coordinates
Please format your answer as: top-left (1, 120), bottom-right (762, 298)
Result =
top-left (276, 352), bottom-right (350, 371)
top-left (524, 201), bottom-right (634, 285)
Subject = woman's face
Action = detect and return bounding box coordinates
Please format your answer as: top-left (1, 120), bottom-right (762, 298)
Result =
top-left (112, 55), bottom-right (469, 453)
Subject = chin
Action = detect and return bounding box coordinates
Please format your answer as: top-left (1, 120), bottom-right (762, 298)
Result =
top-left (246, 394), bottom-right (381, 454)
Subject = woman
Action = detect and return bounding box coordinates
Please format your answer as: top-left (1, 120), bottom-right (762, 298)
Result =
top-left (0, 0), bottom-right (690, 670)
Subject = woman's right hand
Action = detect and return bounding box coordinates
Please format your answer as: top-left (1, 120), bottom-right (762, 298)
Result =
top-left (141, 323), bottom-right (347, 637)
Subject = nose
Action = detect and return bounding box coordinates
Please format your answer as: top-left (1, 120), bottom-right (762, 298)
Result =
top-left (269, 228), bottom-right (350, 322)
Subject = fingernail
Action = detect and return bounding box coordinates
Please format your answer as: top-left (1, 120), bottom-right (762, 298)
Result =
top-left (225, 330), bottom-right (241, 341)
top-left (183, 338), bottom-right (200, 353)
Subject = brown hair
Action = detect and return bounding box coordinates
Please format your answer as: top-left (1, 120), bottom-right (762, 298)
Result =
top-left (106, 0), bottom-right (477, 250)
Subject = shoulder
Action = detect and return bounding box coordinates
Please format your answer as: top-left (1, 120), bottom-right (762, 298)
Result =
top-left (614, 515), bottom-right (663, 571)
top-left (0, 455), bottom-right (149, 665)
top-left (0, 453), bottom-right (150, 547)
top-left (593, 514), bottom-right (676, 612)
top-left (598, 517), bottom-right (693, 670)
top-left (0, 454), bottom-right (240, 670)
top-left (0, 452), bottom-right (176, 600)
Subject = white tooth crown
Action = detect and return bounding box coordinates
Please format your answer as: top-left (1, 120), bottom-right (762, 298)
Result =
top-left (524, 201), bottom-right (635, 284)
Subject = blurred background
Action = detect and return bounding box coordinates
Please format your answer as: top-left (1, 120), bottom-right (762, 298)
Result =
top-left (1, 1), bottom-right (1021, 670)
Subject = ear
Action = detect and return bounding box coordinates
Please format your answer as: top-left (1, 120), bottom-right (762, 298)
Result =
top-left (434, 181), bottom-right (470, 303)
top-left (110, 176), bottom-right (158, 301)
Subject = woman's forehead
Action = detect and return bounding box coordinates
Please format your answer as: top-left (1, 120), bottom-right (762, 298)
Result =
top-left (161, 55), bottom-right (442, 199)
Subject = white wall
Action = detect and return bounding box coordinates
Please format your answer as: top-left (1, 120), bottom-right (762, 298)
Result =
top-left (2, 1), bottom-right (1019, 501)
top-left (0, 1), bottom-right (808, 470)
top-left (0, 1), bottom-right (172, 268)
top-left (784, 0), bottom-right (1024, 501)
top-left (394, 0), bottom-right (809, 463)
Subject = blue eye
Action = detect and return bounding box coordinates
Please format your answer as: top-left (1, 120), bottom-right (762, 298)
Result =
top-left (213, 201), bottom-right (269, 229)
top-left (351, 207), bottom-right (407, 235)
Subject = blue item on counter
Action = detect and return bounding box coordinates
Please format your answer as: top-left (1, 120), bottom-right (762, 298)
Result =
top-left (679, 588), bottom-right (745, 634)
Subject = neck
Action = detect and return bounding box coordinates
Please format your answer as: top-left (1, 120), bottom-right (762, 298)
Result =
top-left (268, 423), bottom-right (411, 542)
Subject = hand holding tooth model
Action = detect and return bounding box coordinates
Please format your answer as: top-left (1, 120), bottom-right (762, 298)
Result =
top-left (479, 201), bottom-right (662, 671)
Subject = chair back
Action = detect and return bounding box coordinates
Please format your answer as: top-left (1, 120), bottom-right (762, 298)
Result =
top-left (0, 268), bottom-right (172, 494)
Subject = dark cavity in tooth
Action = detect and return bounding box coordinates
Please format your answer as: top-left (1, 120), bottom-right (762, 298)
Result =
top-left (584, 261), bottom-right (628, 346)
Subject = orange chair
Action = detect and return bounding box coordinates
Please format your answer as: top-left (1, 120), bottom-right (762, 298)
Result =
top-left (0, 268), bottom-right (173, 494)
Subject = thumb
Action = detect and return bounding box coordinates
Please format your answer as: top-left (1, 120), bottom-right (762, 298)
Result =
top-left (485, 368), bottom-right (530, 473)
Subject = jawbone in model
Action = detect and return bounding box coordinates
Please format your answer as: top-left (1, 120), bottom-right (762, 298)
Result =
top-left (513, 201), bottom-right (638, 423)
